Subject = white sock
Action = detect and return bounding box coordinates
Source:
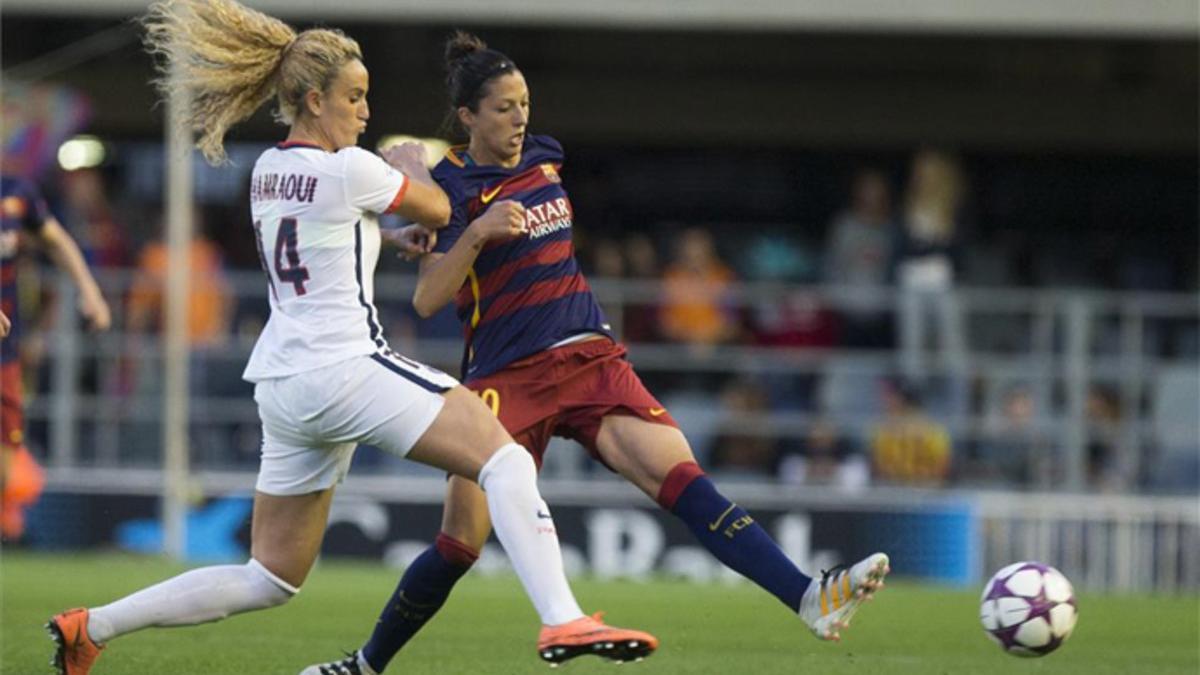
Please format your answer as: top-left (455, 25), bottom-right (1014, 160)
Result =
top-left (86, 559), bottom-right (296, 643)
top-left (478, 443), bottom-right (584, 626)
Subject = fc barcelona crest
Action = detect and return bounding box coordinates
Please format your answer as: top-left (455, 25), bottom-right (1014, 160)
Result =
top-left (540, 163), bottom-right (561, 184)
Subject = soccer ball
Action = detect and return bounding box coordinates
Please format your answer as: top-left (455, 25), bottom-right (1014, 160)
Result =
top-left (979, 561), bottom-right (1078, 657)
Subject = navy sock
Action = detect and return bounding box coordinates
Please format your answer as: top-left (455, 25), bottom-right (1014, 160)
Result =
top-left (361, 533), bottom-right (477, 673)
top-left (659, 462), bottom-right (811, 612)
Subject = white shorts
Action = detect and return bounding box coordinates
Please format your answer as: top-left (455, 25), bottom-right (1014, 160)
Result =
top-left (253, 351), bottom-right (459, 496)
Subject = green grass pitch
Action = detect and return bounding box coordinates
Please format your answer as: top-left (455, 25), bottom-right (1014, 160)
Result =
top-left (2, 551), bottom-right (1197, 674)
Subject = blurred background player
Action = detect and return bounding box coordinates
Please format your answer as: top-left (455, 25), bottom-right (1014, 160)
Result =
top-left (45, 3), bottom-right (655, 674)
top-left (303, 31), bottom-right (888, 675)
top-left (0, 173), bottom-right (111, 541)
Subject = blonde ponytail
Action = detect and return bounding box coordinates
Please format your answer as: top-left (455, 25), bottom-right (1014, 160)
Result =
top-left (143, 0), bottom-right (361, 165)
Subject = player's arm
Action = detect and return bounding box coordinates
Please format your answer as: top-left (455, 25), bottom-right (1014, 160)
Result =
top-left (380, 143), bottom-right (451, 228)
top-left (382, 224), bottom-right (437, 261)
top-left (412, 201), bottom-right (527, 318)
top-left (38, 217), bottom-right (112, 331)
top-left (0, 309), bottom-right (10, 338)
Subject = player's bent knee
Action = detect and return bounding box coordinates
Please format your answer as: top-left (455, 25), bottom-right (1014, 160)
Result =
top-left (477, 443), bottom-right (537, 494)
top-left (248, 558), bottom-right (301, 607)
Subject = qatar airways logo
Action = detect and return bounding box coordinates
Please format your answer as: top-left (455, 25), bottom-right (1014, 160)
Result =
top-left (525, 197), bottom-right (573, 239)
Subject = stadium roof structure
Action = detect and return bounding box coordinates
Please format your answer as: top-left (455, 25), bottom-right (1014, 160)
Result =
top-left (4, 0), bottom-right (1198, 38)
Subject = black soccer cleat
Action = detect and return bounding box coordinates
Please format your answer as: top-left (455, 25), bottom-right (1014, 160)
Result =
top-left (299, 650), bottom-right (367, 675)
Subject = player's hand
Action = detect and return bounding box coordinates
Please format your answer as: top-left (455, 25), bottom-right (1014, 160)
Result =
top-left (380, 142), bottom-right (429, 177)
top-left (80, 290), bottom-right (111, 332)
top-left (0, 309), bottom-right (9, 338)
top-left (383, 224), bottom-right (437, 261)
top-left (468, 200), bottom-right (527, 246)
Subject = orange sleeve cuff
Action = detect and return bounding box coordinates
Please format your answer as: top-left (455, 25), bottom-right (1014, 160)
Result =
top-left (385, 178), bottom-right (410, 214)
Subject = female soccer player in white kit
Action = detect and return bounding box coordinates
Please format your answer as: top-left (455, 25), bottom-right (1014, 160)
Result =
top-left (46, 2), bottom-right (655, 674)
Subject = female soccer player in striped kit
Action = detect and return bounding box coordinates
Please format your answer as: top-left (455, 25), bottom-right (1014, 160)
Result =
top-left (304, 31), bottom-right (889, 675)
top-left (46, 4), bottom-right (655, 674)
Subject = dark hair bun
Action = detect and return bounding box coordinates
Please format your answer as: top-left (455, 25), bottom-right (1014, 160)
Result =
top-left (441, 30), bottom-right (517, 117)
top-left (444, 30), bottom-right (487, 68)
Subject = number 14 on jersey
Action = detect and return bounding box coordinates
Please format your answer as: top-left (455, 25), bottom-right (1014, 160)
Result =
top-left (255, 217), bottom-right (310, 297)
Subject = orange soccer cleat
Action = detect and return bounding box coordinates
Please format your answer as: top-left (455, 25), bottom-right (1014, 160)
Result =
top-left (536, 611), bottom-right (658, 666)
top-left (46, 607), bottom-right (104, 675)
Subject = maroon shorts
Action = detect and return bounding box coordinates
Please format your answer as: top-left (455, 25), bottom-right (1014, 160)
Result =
top-left (465, 338), bottom-right (678, 469)
top-left (1, 361), bottom-right (23, 449)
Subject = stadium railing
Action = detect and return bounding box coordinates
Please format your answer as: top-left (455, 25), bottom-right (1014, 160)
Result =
top-left (31, 269), bottom-right (1198, 487)
top-left (22, 268), bottom-right (1199, 590)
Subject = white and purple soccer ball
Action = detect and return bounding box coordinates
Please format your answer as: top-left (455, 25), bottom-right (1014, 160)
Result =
top-left (979, 561), bottom-right (1078, 657)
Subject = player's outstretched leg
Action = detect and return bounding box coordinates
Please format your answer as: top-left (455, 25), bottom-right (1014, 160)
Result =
top-left (47, 560), bottom-right (298, 675)
top-left (46, 608), bottom-right (103, 675)
top-left (45, 490), bottom-right (324, 674)
top-left (597, 417), bottom-right (890, 642)
top-left (797, 552), bottom-right (890, 641)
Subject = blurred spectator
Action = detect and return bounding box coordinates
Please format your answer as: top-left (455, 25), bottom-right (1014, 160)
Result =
top-left (1085, 385), bottom-right (1128, 490)
top-left (660, 227), bottom-right (740, 349)
top-left (895, 149), bottom-right (967, 381)
top-left (749, 290), bottom-right (838, 411)
top-left (590, 237), bottom-right (625, 278)
top-left (777, 418), bottom-right (869, 489)
top-left (586, 237), bottom-right (627, 339)
top-left (124, 214), bottom-right (241, 464)
top-left (709, 378), bottom-right (776, 475)
top-left (740, 230), bottom-right (815, 283)
top-left (624, 233), bottom-right (659, 279)
top-left (971, 386), bottom-right (1049, 487)
top-left (621, 233), bottom-right (662, 343)
top-left (58, 168), bottom-right (131, 270)
top-left (738, 225), bottom-right (832, 408)
top-left (823, 168), bottom-right (896, 348)
top-left (869, 380), bottom-right (952, 486)
top-left (125, 215), bottom-right (232, 348)
top-left (750, 291), bottom-right (838, 350)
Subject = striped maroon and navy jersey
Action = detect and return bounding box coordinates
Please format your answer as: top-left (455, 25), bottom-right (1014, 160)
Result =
top-left (0, 176), bottom-right (50, 364)
top-left (431, 135), bottom-right (611, 381)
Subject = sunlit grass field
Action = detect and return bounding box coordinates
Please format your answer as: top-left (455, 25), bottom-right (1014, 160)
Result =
top-left (2, 552), bottom-right (1197, 674)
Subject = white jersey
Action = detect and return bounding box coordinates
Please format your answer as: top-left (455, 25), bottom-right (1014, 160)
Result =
top-left (243, 143), bottom-right (409, 382)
